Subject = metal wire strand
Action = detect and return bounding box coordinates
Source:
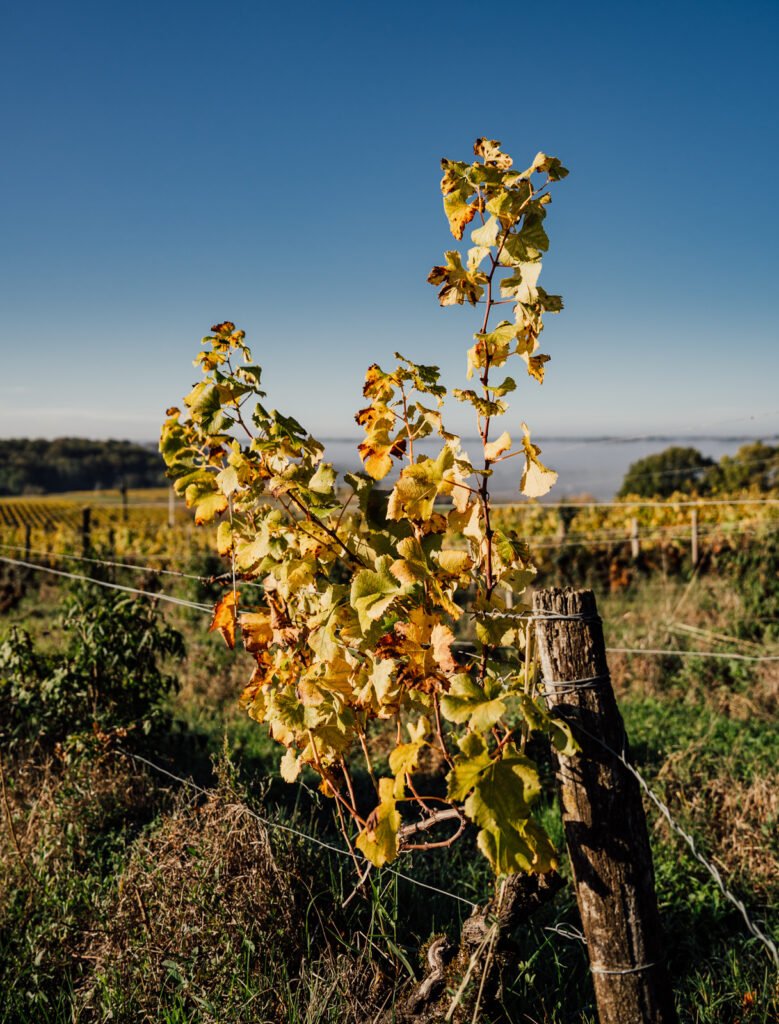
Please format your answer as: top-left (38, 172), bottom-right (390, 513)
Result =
top-left (117, 748), bottom-right (479, 910)
top-left (540, 674), bottom-right (609, 696)
top-left (0, 555), bottom-right (213, 613)
top-left (574, 723), bottom-right (779, 971)
top-left (590, 961), bottom-right (658, 976)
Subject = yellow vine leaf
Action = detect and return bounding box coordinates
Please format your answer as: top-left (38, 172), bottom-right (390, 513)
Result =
top-left (484, 431), bottom-right (512, 462)
top-left (521, 352), bottom-right (550, 383)
top-left (239, 611), bottom-right (273, 654)
top-left (436, 549), bottom-right (473, 576)
top-left (355, 778), bottom-right (401, 867)
top-left (519, 423), bottom-right (558, 498)
top-left (194, 491), bottom-right (228, 525)
top-left (216, 520), bottom-right (233, 556)
top-left (279, 747), bottom-right (302, 782)
top-left (473, 138), bottom-right (513, 169)
top-left (444, 184), bottom-right (478, 240)
top-left (210, 591), bottom-right (239, 649)
top-left (387, 447), bottom-right (454, 521)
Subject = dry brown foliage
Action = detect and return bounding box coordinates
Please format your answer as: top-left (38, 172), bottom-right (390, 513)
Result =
top-left (1, 752), bottom-right (401, 1023)
top-left (75, 777), bottom-right (397, 1022)
top-left (656, 755), bottom-right (779, 902)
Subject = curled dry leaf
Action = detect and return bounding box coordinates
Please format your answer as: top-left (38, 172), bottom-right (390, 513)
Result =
top-left (209, 591), bottom-right (239, 649)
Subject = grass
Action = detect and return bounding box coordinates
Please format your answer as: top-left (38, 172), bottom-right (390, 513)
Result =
top-left (1, 543), bottom-right (778, 1021)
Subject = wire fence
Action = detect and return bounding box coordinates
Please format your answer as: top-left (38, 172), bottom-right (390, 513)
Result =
top-left (1, 543), bottom-right (777, 969)
top-left (116, 733), bottom-right (778, 970)
top-left (3, 552), bottom-right (779, 666)
top-left (572, 722), bottom-right (779, 971)
top-left (117, 746), bottom-right (479, 911)
top-left (0, 555), bottom-right (213, 612)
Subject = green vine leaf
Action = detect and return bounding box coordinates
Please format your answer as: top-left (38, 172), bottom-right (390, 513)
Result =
top-left (387, 447), bottom-right (454, 522)
top-left (446, 731), bottom-right (494, 802)
top-left (440, 674), bottom-right (507, 732)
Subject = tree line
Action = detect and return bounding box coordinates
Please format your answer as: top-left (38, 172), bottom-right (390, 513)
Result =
top-left (0, 438), bottom-right (166, 496)
top-left (1, 437), bottom-right (776, 500)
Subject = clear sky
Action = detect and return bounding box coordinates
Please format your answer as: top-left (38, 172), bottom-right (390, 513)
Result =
top-left (2, 0), bottom-right (778, 443)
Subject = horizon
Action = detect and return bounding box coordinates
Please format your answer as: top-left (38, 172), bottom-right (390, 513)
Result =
top-left (3, 432), bottom-right (774, 502)
top-left (4, 431), bottom-right (778, 445)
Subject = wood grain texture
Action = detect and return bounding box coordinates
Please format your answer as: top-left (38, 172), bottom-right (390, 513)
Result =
top-left (534, 587), bottom-right (677, 1024)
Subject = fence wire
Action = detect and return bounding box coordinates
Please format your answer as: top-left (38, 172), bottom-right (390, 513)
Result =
top-left (574, 724), bottom-right (779, 971)
top-left (117, 747), bottom-right (478, 910)
top-left (0, 555), bottom-right (213, 612)
top-left (2, 553), bottom-right (778, 968)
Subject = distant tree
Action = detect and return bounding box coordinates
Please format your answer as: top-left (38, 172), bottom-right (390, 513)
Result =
top-left (705, 441), bottom-right (779, 493)
top-left (617, 446), bottom-right (714, 498)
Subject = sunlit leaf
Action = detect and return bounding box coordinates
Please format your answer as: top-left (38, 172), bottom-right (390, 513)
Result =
top-left (519, 422), bottom-right (558, 498)
top-left (195, 491), bottom-right (229, 525)
top-left (350, 556), bottom-right (400, 633)
top-left (355, 778), bottom-right (401, 867)
top-left (484, 431), bottom-right (512, 462)
top-left (210, 591), bottom-right (239, 649)
top-left (440, 674), bottom-right (506, 732)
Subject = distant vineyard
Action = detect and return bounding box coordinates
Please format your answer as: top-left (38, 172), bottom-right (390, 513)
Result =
top-left (0, 489), bottom-right (212, 560)
top-left (493, 493), bottom-right (779, 548)
top-left (0, 500), bottom-right (78, 530)
top-left (0, 488), bottom-right (777, 567)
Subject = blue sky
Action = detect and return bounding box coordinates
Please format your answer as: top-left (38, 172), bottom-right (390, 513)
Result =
top-left (1, 0), bottom-right (778, 442)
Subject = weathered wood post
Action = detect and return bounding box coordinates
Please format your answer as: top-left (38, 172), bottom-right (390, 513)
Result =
top-left (629, 517), bottom-right (640, 561)
top-left (81, 506), bottom-right (91, 557)
top-left (24, 522), bottom-right (31, 562)
top-left (168, 486), bottom-right (176, 529)
top-left (533, 587), bottom-right (677, 1024)
top-left (556, 508), bottom-right (568, 547)
top-left (690, 508), bottom-right (699, 567)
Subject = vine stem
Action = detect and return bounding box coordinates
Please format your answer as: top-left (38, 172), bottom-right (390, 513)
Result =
top-left (475, 193), bottom-right (531, 681)
top-left (356, 725), bottom-right (379, 795)
top-left (399, 381), bottom-right (415, 463)
top-left (286, 491), bottom-right (366, 568)
top-left (308, 730), bottom-right (365, 827)
top-left (340, 756), bottom-right (360, 817)
top-left (476, 227), bottom-right (508, 679)
top-left (471, 879), bottom-right (506, 1024)
top-left (432, 692), bottom-right (455, 768)
top-left (400, 806), bottom-right (466, 851)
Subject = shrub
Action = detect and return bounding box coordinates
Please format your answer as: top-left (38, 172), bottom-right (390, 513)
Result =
top-left (0, 584), bottom-right (184, 752)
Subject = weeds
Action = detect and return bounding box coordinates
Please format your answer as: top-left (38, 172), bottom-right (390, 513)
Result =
top-left (1, 549), bottom-right (778, 1021)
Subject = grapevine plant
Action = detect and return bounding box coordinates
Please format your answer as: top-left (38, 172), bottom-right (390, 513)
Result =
top-left (160, 139), bottom-right (574, 875)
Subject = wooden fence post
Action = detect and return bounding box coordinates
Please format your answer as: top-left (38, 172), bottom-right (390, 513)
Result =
top-left (168, 486), bottom-right (176, 529)
top-left (533, 587), bottom-right (677, 1024)
top-left (629, 517), bottom-right (640, 561)
top-left (556, 509), bottom-right (568, 547)
top-left (81, 506), bottom-right (91, 556)
top-left (690, 508), bottom-right (699, 567)
top-left (24, 522), bottom-right (31, 562)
